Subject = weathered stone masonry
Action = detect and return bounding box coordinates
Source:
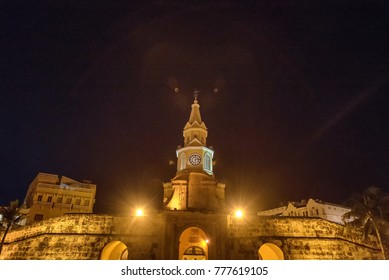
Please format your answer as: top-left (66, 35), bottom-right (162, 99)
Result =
top-left (0, 212), bottom-right (382, 260)
top-left (227, 215), bottom-right (382, 260)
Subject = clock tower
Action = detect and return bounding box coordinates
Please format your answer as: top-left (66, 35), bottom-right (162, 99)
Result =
top-left (163, 94), bottom-right (225, 211)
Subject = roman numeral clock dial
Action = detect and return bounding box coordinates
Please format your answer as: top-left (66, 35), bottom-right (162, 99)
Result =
top-left (189, 154), bottom-right (202, 166)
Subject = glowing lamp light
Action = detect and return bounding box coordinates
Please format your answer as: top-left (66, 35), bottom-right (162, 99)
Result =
top-left (135, 208), bottom-right (144, 217)
top-left (235, 210), bottom-right (243, 218)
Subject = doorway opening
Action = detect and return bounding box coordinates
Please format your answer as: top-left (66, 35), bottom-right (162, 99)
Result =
top-left (179, 227), bottom-right (208, 260)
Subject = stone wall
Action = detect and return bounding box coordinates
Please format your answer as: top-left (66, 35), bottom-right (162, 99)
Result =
top-left (0, 212), bottom-right (383, 260)
top-left (227, 216), bottom-right (383, 259)
top-left (0, 213), bottom-right (164, 260)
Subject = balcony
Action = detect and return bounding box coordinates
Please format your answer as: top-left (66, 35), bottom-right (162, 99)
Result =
top-left (53, 202), bottom-right (72, 210)
top-left (72, 204), bottom-right (91, 212)
top-left (34, 201), bottom-right (53, 207)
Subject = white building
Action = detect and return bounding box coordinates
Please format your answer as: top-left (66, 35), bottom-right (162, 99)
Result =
top-left (257, 198), bottom-right (351, 224)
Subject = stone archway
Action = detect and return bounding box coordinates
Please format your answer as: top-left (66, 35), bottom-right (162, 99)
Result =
top-left (100, 240), bottom-right (128, 260)
top-left (182, 246), bottom-right (207, 260)
top-left (258, 243), bottom-right (284, 260)
top-left (179, 227), bottom-right (208, 260)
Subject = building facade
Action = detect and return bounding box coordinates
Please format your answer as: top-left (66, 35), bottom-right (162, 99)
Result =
top-left (257, 198), bottom-right (351, 224)
top-left (24, 172), bottom-right (96, 224)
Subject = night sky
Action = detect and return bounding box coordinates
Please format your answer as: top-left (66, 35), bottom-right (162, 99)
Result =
top-left (1, 1), bottom-right (388, 213)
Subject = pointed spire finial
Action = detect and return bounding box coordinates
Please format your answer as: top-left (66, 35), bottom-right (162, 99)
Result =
top-left (193, 89), bottom-right (199, 103)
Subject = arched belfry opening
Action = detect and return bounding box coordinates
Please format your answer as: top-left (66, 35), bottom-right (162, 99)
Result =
top-left (100, 240), bottom-right (128, 260)
top-left (258, 243), bottom-right (284, 260)
top-left (179, 227), bottom-right (209, 260)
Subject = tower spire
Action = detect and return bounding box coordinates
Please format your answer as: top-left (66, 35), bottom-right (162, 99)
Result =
top-left (193, 89), bottom-right (199, 103)
top-left (184, 91), bottom-right (207, 146)
top-left (163, 89), bottom-right (225, 211)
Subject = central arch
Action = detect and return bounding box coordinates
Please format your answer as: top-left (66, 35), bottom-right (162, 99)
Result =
top-left (179, 227), bottom-right (208, 260)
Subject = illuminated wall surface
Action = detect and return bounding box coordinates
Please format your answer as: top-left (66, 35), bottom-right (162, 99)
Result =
top-left (0, 213), bottom-right (384, 260)
top-left (24, 172), bottom-right (96, 224)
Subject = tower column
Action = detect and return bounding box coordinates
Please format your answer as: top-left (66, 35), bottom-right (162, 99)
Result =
top-left (163, 95), bottom-right (225, 211)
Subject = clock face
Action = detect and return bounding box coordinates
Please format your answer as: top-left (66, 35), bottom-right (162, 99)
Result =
top-left (189, 154), bottom-right (202, 166)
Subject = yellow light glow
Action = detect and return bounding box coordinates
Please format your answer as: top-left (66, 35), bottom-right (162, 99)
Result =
top-left (235, 210), bottom-right (243, 218)
top-left (135, 208), bottom-right (144, 217)
top-left (201, 239), bottom-right (209, 247)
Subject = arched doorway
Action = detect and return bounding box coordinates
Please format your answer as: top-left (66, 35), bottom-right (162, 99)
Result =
top-left (100, 241), bottom-right (128, 260)
top-left (258, 243), bottom-right (284, 260)
top-left (182, 246), bottom-right (207, 260)
top-left (179, 227), bottom-right (208, 260)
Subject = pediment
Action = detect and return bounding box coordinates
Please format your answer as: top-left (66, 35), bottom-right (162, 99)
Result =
top-left (187, 138), bottom-right (204, 146)
top-left (184, 121), bottom-right (207, 130)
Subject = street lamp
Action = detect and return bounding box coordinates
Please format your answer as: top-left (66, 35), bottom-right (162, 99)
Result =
top-left (135, 208), bottom-right (144, 217)
top-left (235, 209), bottom-right (243, 218)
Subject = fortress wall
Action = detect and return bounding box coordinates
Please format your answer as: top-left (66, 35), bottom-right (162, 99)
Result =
top-left (2, 234), bottom-right (110, 260)
top-left (227, 235), bottom-right (382, 260)
top-left (227, 216), bottom-right (382, 260)
top-left (1, 213), bottom-right (382, 260)
top-left (1, 213), bottom-right (164, 260)
top-left (285, 238), bottom-right (382, 259)
top-left (229, 216), bottom-right (342, 238)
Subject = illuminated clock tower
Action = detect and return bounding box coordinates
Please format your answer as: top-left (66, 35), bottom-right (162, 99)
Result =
top-left (163, 93), bottom-right (225, 211)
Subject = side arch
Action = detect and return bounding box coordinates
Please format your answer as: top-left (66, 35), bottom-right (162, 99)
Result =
top-left (258, 243), bottom-right (284, 260)
top-left (100, 240), bottom-right (128, 260)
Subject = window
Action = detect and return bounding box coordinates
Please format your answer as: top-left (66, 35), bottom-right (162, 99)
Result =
top-left (34, 214), bottom-right (44, 221)
top-left (183, 246), bottom-right (206, 257)
top-left (65, 198), bottom-right (72, 204)
top-left (75, 198), bottom-right (81, 205)
top-left (47, 196), bottom-right (52, 202)
top-left (204, 153), bottom-right (211, 172)
top-left (37, 195), bottom-right (43, 201)
top-left (57, 197), bottom-right (63, 203)
top-left (84, 200), bottom-right (90, 206)
top-left (179, 153), bottom-right (186, 171)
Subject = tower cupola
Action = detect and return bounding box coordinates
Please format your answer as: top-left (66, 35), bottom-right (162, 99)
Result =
top-left (175, 93), bottom-right (214, 175)
top-left (163, 91), bottom-right (226, 211)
